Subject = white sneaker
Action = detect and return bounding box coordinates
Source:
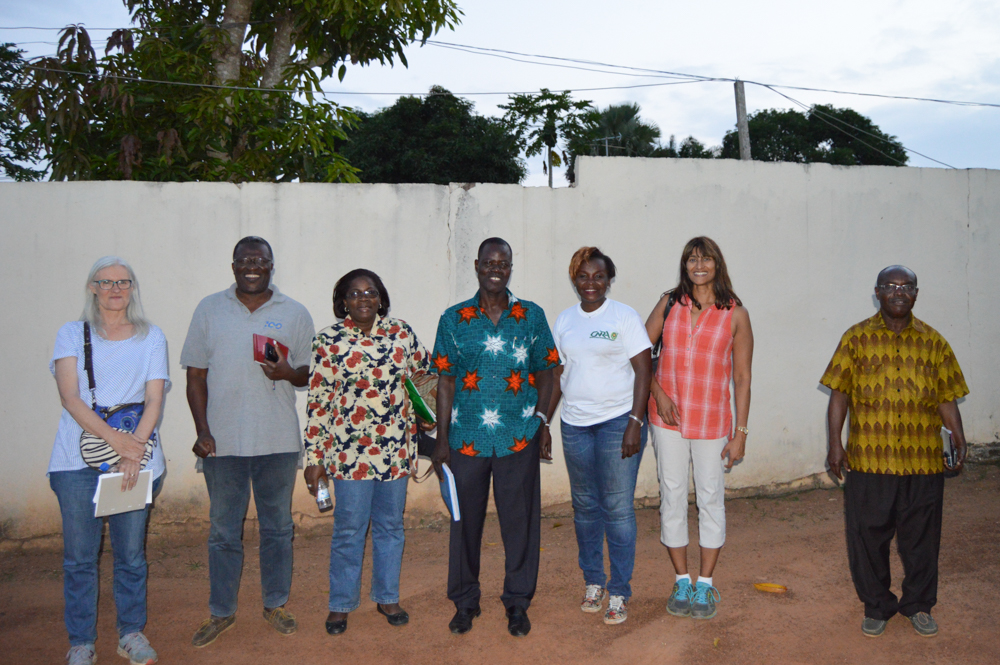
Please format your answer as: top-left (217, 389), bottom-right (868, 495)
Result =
top-left (581, 585), bottom-right (606, 613)
top-left (67, 644), bottom-right (96, 665)
top-left (604, 595), bottom-right (628, 625)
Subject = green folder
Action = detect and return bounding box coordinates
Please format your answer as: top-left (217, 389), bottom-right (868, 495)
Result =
top-left (405, 377), bottom-right (436, 424)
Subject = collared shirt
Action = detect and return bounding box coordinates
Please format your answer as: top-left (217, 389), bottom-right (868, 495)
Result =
top-left (180, 283), bottom-right (315, 458)
top-left (432, 290), bottom-right (560, 458)
top-left (820, 312), bottom-right (968, 475)
top-left (303, 315), bottom-right (430, 481)
top-left (649, 298), bottom-right (735, 439)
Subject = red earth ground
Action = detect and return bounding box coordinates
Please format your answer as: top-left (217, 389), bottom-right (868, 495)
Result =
top-left (2, 463), bottom-right (997, 665)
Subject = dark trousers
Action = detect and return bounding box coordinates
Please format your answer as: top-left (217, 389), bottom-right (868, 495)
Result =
top-left (447, 438), bottom-right (541, 612)
top-left (844, 471), bottom-right (944, 620)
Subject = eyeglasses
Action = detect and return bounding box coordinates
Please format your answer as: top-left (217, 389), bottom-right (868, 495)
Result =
top-left (346, 288), bottom-right (380, 300)
top-left (93, 279), bottom-right (133, 290)
top-left (481, 260), bottom-right (512, 270)
top-left (234, 257), bottom-right (273, 269)
top-left (877, 284), bottom-right (916, 296)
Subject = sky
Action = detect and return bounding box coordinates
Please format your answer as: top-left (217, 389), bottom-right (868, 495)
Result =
top-left (3, 0), bottom-right (999, 186)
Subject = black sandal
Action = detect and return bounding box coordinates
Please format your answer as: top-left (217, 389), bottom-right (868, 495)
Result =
top-left (377, 604), bottom-right (409, 626)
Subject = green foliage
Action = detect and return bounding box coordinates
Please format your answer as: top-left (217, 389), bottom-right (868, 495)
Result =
top-left (501, 88), bottom-right (595, 185)
top-left (586, 103), bottom-right (662, 157)
top-left (338, 86), bottom-right (525, 184)
top-left (720, 105), bottom-right (908, 166)
top-left (0, 44), bottom-right (44, 181)
top-left (16, 0), bottom-right (461, 181)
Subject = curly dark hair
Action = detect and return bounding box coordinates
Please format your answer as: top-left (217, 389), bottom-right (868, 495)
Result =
top-left (332, 269), bottom-right (390, 319)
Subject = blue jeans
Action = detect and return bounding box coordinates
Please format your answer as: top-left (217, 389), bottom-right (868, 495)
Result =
top-left (202, 453), bottom-right (298, 617)
top-left (49, 468), bottom-right (163, 646)
top-left (329, 477), bottom-right (409, 612)
top-left (561, 413), bottom-right (646, 599)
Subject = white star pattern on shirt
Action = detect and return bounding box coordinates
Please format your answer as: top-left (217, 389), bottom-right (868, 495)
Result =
top-left (451, 406), bottom-right (460, 425)
top-left (521, 404), bottom-right (536, 420)
top-left (481, 407), bottom-right (502, 430)
top-left (482, 333), bottom-right (506, 356)
top-left (511, 342), bottom-right (528, 366)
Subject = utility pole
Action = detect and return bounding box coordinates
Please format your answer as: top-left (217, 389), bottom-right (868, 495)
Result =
top-left (548, 148), bottom-right (553, 188)
top-left (734, 80), bottom-right (752, 161)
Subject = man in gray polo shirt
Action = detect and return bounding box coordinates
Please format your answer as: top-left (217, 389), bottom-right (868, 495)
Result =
top-left (181, 236), bottom-right (315, 648)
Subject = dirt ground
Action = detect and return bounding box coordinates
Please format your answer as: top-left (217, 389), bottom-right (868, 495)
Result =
top-left (2, 464), bottom-right (997, 665)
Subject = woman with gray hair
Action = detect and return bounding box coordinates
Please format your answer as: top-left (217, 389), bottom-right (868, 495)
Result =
top-left (49, 256), bottom-right (169, 665)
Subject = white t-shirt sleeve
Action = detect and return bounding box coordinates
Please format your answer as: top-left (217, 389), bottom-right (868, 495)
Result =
top-left (618, 304), bottom-right (653, 359)
top-left (145, 326), bottom-right (171, 392)
top-left (50, 321), bottom-right (82, 375)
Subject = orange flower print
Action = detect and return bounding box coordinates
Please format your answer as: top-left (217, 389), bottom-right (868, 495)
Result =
top-left (507, 302), bottom-right (528, 323)
top-left (509, 436), bottom-right (530, 453)
top-left (458, 306), bottom-right (480, 324)
top-left (504, 370), bottom-right (526, 395)
top-left (461, 370), bottom-right (483, 392)
top-left (458, 441), bottom-right (479, 456)
top-left (433, 353), bottom-right (455, 373)
top-left (544, 347), bottom-right (561, 367)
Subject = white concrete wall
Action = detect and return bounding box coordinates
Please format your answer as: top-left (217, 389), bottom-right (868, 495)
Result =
top-left (2, 157), bottom-right (997, 538)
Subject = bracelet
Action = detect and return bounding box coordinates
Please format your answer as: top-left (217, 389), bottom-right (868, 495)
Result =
top-left (628, 414), bottom-right (643, 425)
top-left (735, 426), bottom-right (749, 436)
top-left (535, 411), bottom-right (549, 425)
top-left (543, 422), bottom-right (550, 428)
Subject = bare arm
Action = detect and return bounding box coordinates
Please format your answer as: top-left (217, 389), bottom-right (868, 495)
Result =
top-left (54, 357), bottom-right (146, 463)
top-left (827, 389), bottom-right (850, 480)
top-left (644, 293), bottom-right (671, 345)
top-left (431, 375), bottom-right (456, 481)
top-left (721, 306), bottom-right (753, 468)
top-left (186, 366), bottom-right (216, 458)
top-left (621, 349), bottom-right (652, 458)
top-left (938, 400), bottom-right (967, 471)
top-left (533, 368), bottom-right (555, 460)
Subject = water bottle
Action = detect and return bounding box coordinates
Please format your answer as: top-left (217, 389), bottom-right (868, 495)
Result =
top-left (316, 477), bottom-right (333, 512)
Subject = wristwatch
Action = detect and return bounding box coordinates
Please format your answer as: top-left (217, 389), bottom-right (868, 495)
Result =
top-left (735, 426), bottom-right (749, 436)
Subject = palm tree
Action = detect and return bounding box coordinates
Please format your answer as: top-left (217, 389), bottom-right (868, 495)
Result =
top-left (592, 103), bottom-right (661, 157)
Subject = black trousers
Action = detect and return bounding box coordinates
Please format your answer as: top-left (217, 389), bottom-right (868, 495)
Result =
top-left (447, 437), bottom-right (541, 612)
top-left (844, 471), bottom-right (944, 620)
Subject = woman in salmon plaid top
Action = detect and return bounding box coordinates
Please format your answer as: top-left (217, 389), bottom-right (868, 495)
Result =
top-left (643, 237), bottom-right (754, 621)
top-left (303, 269), bottom-right (431, 636)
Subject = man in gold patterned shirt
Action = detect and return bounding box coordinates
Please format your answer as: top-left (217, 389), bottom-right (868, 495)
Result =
top-left (821, 265), bottom-right (968, 639)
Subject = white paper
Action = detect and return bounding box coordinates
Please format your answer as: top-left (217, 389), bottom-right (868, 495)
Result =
top-left (92, 469), bottom-right (153, 517)
top-left (441, 463), bottom-right (460, 522)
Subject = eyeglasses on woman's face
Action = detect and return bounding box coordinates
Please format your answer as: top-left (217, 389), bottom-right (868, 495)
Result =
top-left (93, 279), bottom-right (133, 291)
top-left (346, 288), bottom-right (380, 301)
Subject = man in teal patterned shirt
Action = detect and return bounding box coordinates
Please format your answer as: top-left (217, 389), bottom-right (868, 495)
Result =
top-left (431, 237), bottom-right (558, 637)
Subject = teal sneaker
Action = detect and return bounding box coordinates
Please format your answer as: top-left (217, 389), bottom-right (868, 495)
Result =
top-left (862, 616), bottom-right (888, 637)
top-left (690, 582), bottom-right (721, 620)
top-left (666, 579), bottom-right (695, 617)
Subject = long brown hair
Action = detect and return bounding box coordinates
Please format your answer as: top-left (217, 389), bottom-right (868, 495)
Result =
top-left (667, 236), bottom-right (741, 310)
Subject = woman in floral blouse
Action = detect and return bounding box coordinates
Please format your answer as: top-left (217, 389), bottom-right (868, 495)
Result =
top-left (303, 269), bottom-right (431, 636)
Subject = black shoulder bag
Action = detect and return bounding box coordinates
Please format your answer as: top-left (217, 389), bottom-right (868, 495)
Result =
top-left (650, 292), bottom-right (677, 360)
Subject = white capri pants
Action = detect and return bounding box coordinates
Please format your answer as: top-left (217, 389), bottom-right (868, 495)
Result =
top-left (651, 424), bottom-right (728, 549)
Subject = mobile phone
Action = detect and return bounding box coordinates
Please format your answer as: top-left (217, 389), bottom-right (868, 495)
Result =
top-left (264, 342), bottom-right (279, 363)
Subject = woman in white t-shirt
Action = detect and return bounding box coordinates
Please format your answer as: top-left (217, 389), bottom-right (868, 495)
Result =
top-left (540, 247), bottom-right (652, 626)
top-left (49, 257), bottom-right (169, 665)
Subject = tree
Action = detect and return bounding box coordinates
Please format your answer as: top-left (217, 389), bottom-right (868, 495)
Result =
top-left (720, 105), bottom-right (908, 166)
top-left (500, 89), bottom-right (594, 187)
top-left (587, 103), bottom-right (661, 157)
top-left (0, 44), bottom-right (44, 181)
top-left (338, 86), bottom-right (525, 184)
top-left (16, 0), bottom-right (461, 181)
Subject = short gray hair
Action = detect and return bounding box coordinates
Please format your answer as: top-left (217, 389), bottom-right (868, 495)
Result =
top-left (80, 256), bottom-right (150, 339)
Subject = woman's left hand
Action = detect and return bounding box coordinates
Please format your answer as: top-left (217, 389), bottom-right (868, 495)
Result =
top-left (621, 420), bottom-right (642, 459)
top-left (721, 430), bottom-right (747, 469)
top-left (119, 458), bottom-right (142, 492)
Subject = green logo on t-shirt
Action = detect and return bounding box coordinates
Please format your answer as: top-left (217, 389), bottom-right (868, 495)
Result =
top-left (590, 330), bottom-right (618, 341)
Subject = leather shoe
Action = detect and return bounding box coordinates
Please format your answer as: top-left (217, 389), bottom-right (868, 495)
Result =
top-left (506, 606), bottom-right (531, 637)
top-left (448, 607), bottom-right (481, 634)
top-left (325, 616), bottom-right (347, 635)
top-left (377, 604), bottom-right (410, 626)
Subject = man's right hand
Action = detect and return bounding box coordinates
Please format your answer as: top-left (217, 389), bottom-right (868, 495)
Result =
top-left (192, 432), bottom-right (216, 458)
top-left (653, 391), bottom-right (679, 426)
top-left (303, 465), bottom-right (328, 497)
top-left (431, 438), bottom-right (451, 483)
top-left (828, 442), bottom-right (850, 480)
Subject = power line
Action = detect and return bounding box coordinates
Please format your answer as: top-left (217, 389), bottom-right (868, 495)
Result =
top-left (22, 64), bottom-right (706, 97)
